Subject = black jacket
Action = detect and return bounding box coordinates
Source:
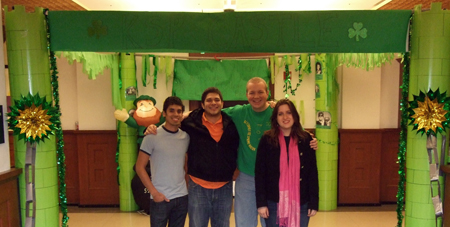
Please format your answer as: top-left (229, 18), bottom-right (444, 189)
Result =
top-left (181, 108), bottom-right (239, 182)
top-left (255, 133), bottom-right (319, 211)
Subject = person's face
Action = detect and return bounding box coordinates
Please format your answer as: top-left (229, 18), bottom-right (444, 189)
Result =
top-left (201, 93), bottom-right (223, 118)
top-left (316, 64), bottom-right (321, 71)
top-left (277, 104), bottom-right (294, 132)
top-left (136, 100), bottom-right (157, 118)
top-left (163, 104), bottom-right (183, 128)
top-left (246, 82), bottom-right (269, 111)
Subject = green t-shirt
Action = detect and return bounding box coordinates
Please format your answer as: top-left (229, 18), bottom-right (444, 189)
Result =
top-left (223, 104), bottom-right (273, 176)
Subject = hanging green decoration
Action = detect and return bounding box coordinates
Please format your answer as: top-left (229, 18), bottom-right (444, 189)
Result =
top-left (282, 59), bottom-right (300, 98)
top-left (142, 55), bottom-right (149, 87)
top-left (44, 9), bottom-right (69, 227)
top-left (396, 52), bottom-right (409, 227)
top-left (150, 55), bottom-right (159, 89)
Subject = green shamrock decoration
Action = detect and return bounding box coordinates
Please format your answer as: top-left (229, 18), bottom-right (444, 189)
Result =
top-left (88, 20), bottom-right (108, 39)
top-left (348, 22), bottom-right (367, 41)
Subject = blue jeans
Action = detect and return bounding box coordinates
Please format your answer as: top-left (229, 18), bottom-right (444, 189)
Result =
top-left (150, 195), bottom-right (188, 227)
top-left (188, 178), bottom-right (233, 227)
top-left (234, 172), bottom-right (266, 227)
top-left (265, 200), bottom-right (310, 227)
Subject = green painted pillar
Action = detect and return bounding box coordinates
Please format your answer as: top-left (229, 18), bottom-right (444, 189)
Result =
top-left (4, 5), bottom-right (59, 227)
top-left (406, 2), bottom-right (449, 227)
top-left (314, 54), bottom-right (338, 211)
top-left (118, 53), bottom-right (139, 211)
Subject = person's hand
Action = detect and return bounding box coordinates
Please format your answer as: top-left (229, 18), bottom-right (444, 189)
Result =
top-left (258, 207), bottom-right (269, 219)
top-left (152, 191), bottom-right (170, 203)
top-left (308, 209), bottom-right (317, 217)
top-left (144, 124), bottom-right (158, 135)
top-left (267, 100), bottom-right (277, 108)
top-left (310, 138), bottom-right (318, 151)
top-left (114, 109), bottom-right (129, 122)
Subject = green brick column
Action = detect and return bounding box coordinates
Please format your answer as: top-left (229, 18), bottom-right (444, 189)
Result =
top-left (406, 3), bottom-right (449, 227)
top-left (314, 54), bottom-right (338, 211)
top-left (118, 53), bottom-right (139, 211)
top-left (4, 5), bottom-right (59, 227)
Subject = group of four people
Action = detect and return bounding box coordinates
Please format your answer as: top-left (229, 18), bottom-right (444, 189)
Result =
top-left (135, 77), bottom-right (319, 227)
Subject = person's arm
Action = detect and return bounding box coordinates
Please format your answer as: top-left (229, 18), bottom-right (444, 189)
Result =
top-left (255, 135), bottom-right (269, 217)
top-left (135, 151), bottom-right (169, 202)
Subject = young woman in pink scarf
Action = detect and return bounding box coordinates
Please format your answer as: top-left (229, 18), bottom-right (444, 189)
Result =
top-left (255, 99), bottom-right (319, 227)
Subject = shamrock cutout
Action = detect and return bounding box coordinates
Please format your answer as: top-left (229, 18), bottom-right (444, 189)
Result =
top-left (348, 22), bottom-right (367, 41)
top-left (88, 20), bottom-right (108, 39)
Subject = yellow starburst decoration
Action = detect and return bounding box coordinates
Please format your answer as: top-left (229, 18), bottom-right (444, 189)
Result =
top-left (411, 96), bottom-right (447, 134)
top-left (16, 104), bottom-right (53, 140)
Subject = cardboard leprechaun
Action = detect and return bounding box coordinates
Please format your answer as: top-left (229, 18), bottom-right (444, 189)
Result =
top-left (114, 95), bottom-right (165, 144)
top-left (114, 95), bottom-right (165, 215)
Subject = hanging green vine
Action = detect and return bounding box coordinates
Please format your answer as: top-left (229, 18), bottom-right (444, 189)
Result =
top-left (44, 9), bottom-right (69, 227)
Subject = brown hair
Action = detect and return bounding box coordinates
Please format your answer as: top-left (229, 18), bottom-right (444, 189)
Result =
top-left (264, 99), bottom-right (309, 146)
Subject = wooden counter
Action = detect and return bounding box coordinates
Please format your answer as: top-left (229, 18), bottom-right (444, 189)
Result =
top-left (0, 168), bottom-right (22, 227)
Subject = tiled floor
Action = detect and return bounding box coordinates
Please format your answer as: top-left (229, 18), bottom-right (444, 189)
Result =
top-left (62, 204), bottom-right (404, 227)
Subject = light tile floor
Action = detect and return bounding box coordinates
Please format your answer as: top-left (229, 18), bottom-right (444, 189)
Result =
top-left (61, 204), bottom-right (404, 227)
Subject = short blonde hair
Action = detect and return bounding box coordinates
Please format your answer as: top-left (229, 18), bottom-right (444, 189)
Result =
top-left (246, 77), bottom-right (268, 92)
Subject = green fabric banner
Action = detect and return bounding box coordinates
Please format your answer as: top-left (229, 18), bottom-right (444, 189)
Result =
top-left (47, 10), bottom-right (411, 53)
top-left (173, 59), bottom-right (269, 100)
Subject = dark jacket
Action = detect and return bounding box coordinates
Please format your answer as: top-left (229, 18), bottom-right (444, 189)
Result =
top-left (181, 108), bottom-right (239, 182)
top-left (255, 133), bottom-right (319, 211)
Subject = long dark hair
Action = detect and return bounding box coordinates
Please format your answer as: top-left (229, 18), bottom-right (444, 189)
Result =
top-left (264, 99), bottom-right (309, 146)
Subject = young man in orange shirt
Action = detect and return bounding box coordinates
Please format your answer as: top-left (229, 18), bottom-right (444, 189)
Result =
top-left (181, 87), bottom-right (239, 227)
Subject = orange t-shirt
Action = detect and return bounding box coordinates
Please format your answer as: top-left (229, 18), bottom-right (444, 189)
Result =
top-left (189, 113), bottom-right (228, 189)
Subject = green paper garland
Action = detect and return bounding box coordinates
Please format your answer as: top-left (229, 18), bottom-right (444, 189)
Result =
top-left (45, 9), bottom-right (69, 227)
top-left (397, 52), bottom-right (409, 227)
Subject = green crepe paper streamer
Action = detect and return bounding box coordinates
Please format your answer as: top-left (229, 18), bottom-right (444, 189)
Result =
top-left (111, 54), bottom-right (122, 109)
top-left (55, 51), bottom-right (121, 109)
top-left (159, 56), bottom-right (165, 73)
top-left (299, 100), bottom-right (305, 126)
top-left (397, 52), bottom-right (409, 227)
top-left (45, 10), bottom-right (69, 227)
top-left (165, 56), bottom-right (173, 83)
top-left (332, 53), bottom-right (395, 71)
top-left (275, 56), bottom-right (283, 71)
top-left (141, 55), bottom-right (149, 87)
top-left (270, 56), bottom-right (275, 84)
top-left (150, 55), bottom-right (159, 89)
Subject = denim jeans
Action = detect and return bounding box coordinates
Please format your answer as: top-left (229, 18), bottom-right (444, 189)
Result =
top-left (265, 200), bottom-right (310, 227)
top-left (234, 172), bottom-right (266, 227)
top-left (188, 178), bottom-right (233, 227)
top-left (150, 195), bottom-right (188, 227)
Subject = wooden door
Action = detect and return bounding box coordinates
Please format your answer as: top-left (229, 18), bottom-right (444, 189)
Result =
top-left (78, 131), bottom-right (119, 205)
top-left (339, 130), bottom-right (382, 204)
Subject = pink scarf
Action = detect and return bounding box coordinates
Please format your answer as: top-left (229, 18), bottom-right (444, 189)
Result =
top-left (277, 130), bottom-right (301, 227)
